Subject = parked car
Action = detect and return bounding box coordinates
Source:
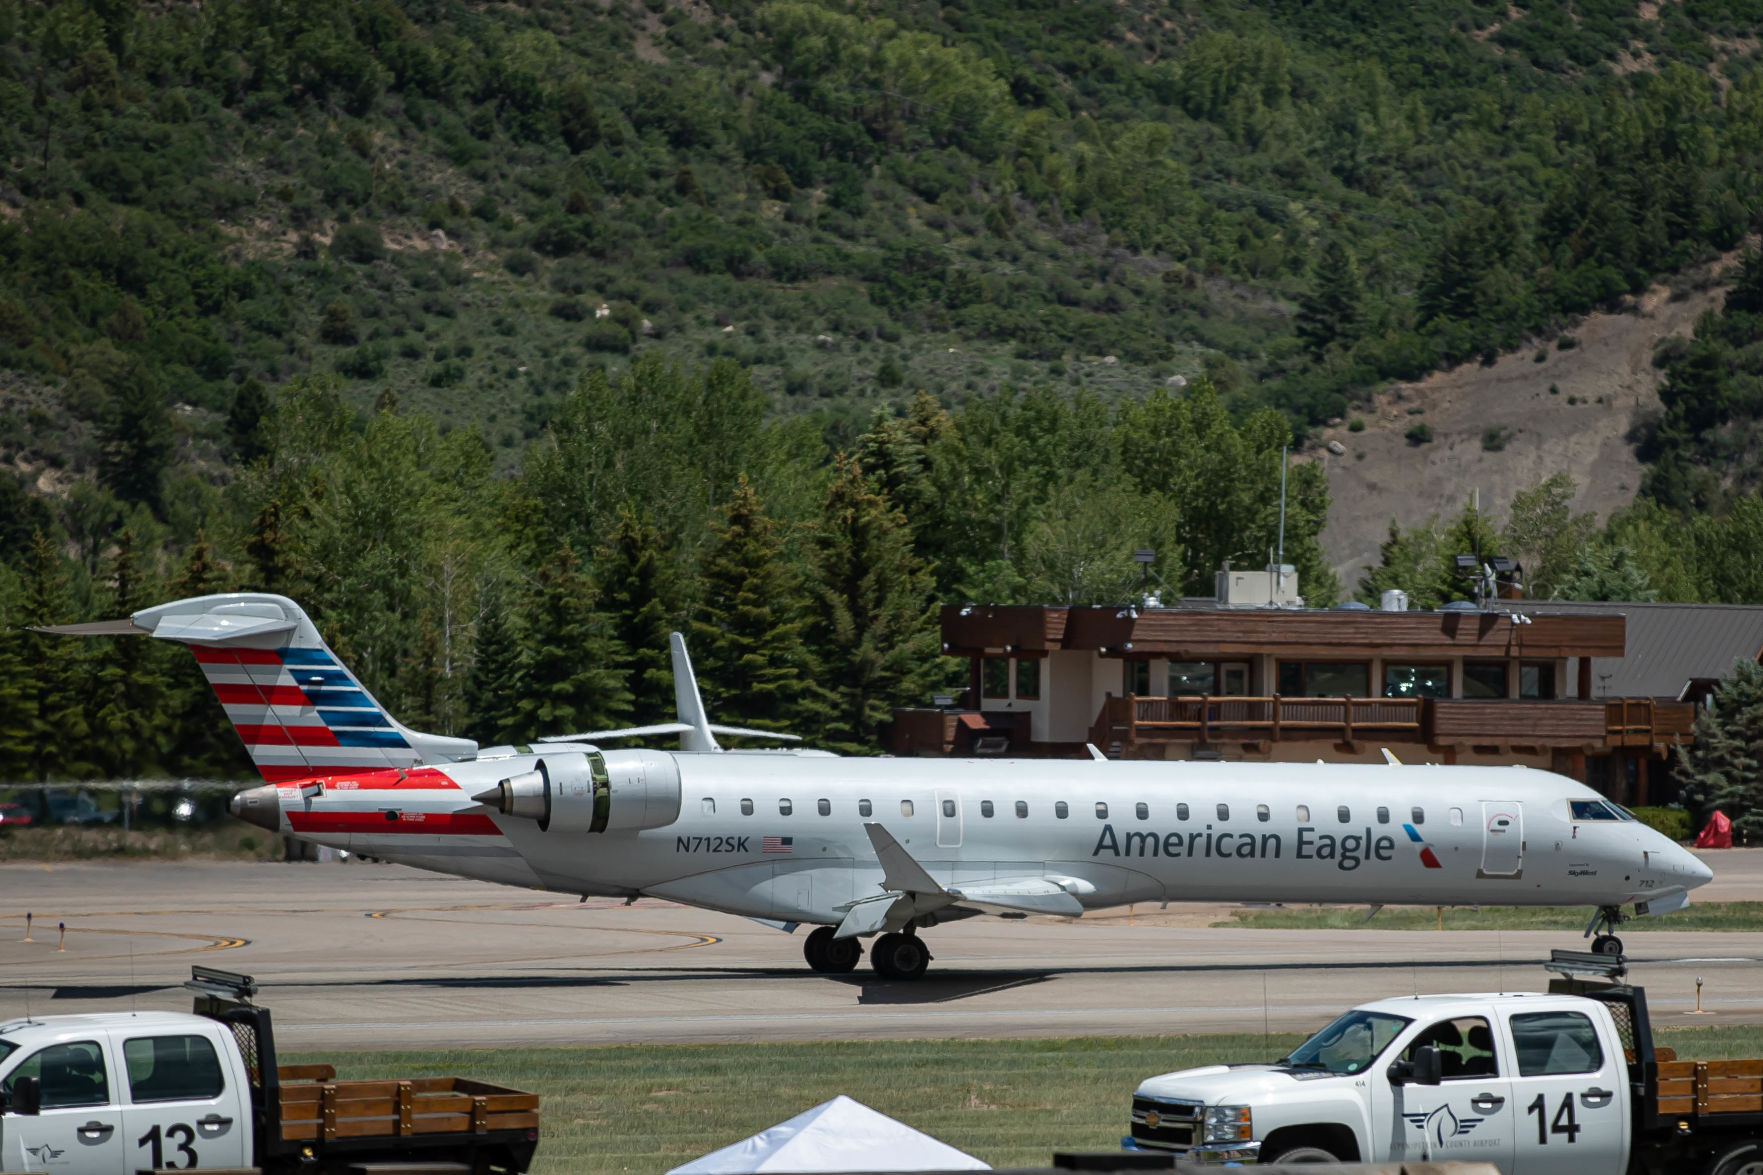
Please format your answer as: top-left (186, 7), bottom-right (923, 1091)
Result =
top-left (0, 803), bottom-right (33, 829)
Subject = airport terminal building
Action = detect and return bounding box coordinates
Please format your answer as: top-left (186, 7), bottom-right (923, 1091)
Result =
top-left (894, 573), bottom-right (1763, 809)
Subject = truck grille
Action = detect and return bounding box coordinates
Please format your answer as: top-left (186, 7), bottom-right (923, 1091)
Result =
top-left (1130, 1096), bottom-right (1202, 1151)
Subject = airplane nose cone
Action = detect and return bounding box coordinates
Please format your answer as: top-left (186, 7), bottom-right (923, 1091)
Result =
top-left (1685, 850), bottom-right (1715, 889)
top-left (229, 784), bottom-right (284, 833)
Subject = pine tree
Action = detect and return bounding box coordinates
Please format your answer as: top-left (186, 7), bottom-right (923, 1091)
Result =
top-left (165, 533), bottom-right (251, 778)
top-left (519, 543), bottom-right (631, 737)
top-left (96, 358), bottom-right (173, 513)
top-left (246, 499), bottom-right (295, 593)
top-left (89, 530), bottom-right (166, 778)
top-left (1552, 544), bottom-right (1658, 603)
top-left (691, 476), bottom-right (817, 733)
top-left (0, 572), bottom-right (33, 782)
top-left (805, 456), bottom-right (941, 752)
top-left (465, 598), bottom-right (529, 746)
top-left (597, 505), bottom-right (676, 724)
top-left (1677, 659), bottom-right (1763, 837)
top-left (1294, 237), bottom-right (1365, 355)
top-left (21, 531), bottom-right (91, 780)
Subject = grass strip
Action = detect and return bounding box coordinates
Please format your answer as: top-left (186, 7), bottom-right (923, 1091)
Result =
top-left (290, 1026), bottom-right (1763, 1175)
top-left (1213, 902), bottom-right (1763, 932)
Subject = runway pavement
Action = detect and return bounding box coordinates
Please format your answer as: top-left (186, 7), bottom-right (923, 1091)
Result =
top-left (3, 853), bottom-right (1761, 1051)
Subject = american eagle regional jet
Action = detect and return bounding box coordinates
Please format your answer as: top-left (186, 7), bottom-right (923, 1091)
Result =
top-left (42, 593), bottom-right (1712, 980)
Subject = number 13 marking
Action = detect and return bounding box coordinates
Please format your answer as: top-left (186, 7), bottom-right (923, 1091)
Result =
top-left (138, 1123), bottom-right (199, 1169)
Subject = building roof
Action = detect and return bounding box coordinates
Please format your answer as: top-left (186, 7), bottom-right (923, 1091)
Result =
top-left (1522, 600), bottom-right (1763, 700)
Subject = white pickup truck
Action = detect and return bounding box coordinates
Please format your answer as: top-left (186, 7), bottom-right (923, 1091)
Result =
top-left (1124, 952), bottom-right (1763, 1173)
top-left (1, 968), bottom-right (538, 1175)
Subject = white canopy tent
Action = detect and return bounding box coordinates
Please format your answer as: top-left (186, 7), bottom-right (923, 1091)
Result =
top-left (666, 1095), bottom-right (991, 1174)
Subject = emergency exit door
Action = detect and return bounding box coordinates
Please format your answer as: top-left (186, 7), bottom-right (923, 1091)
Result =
top-left (936, 790), bottom-right (962, 848)
top-left (1478, 801), bottom-right (1524, 878)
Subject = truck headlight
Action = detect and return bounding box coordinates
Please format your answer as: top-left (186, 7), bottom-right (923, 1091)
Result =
top-left (1201, 1105), bottom-right (1252, 1144)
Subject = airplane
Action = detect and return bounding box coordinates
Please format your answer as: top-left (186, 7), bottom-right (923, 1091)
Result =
top-left (39, 592), bottom-right (1713, 980)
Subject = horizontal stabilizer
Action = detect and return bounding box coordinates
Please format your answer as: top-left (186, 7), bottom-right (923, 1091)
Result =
top-left (539, 723), bottom-right (693, 743)
top-left (30, 618), bottom-right (147, 636)
top-left (708, 723), bottom-right (802, 742)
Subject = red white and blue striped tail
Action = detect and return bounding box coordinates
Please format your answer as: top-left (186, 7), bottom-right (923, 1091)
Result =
top-left (37, 593), bottom-right (477, 783)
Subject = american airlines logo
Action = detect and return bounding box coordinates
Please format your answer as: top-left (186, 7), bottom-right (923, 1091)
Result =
top-left (1403, 823), bottom-right (1444, 869)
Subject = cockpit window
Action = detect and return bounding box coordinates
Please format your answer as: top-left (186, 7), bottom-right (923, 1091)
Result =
top-left (1570, 800), bottom-right (1621, 821)
top-left (1282, 1010), bottom-right (1411, 1076)
top-left (1608, 803), bottom-right (1638, 822)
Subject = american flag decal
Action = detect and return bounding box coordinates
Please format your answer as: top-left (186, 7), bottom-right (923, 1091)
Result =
top-left (762, 835), bottom-right (793, 854)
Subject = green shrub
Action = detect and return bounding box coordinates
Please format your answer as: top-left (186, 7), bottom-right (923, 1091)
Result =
top-left (1348, 417), bottom-right (1365, 432)
top-left (1481, 426), bottom-right (1510, 451)
top-left (1405, 422), bottom-right (1434, 445)
top-left (1557, 334), bottom-right (1579, 351)
top-left (1630, 806), bottom-right (1692, 842)
top-left (330, 222), bottom-right (385, 264)
top-left (584, 322), bottom-right (633, 353)
top-left (503, 250), bottom-right (539, 276)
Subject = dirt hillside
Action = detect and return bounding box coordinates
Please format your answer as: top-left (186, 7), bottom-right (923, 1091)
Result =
top-left (1315, 279), bottom-right (1726, 589)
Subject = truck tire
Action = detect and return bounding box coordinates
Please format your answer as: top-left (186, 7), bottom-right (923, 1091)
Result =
top-left (1706, 1139), bottom-right (1763, 1175)
top-left (1262, 1144), bottom-right (1341, 1164)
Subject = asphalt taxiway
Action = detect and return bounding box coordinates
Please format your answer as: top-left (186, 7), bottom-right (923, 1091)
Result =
top-left (3, 855), bottom-right (1760, 1050)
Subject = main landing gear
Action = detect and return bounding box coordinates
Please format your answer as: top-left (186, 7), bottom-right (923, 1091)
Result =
top-left (1587, 905), bottom-right (1627, 957)
top-left (803, 926), bottom-right (862, 973)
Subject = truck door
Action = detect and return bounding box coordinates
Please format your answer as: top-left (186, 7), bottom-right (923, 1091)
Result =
top-left (115, 1030), bottom-right (248, 1173)
top-left (1372, 1014), bottom-right (1515, 1172)
top-left (1, 1039), bottom-right (126, 1175)
top-left (1479, 801), bottom-right (1523, 878)
top-left (1505, 1008), bottom-right (1628, 1175)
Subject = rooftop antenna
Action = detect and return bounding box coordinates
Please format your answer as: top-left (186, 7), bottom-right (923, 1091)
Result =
top-left (1275, 445), bottom-right (1288, 601)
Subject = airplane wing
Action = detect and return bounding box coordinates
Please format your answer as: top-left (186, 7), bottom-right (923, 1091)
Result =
top-left (834, 824), bottom-right (1082, 938)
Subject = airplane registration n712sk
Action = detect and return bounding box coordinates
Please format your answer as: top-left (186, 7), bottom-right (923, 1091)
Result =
top-left (43, 593), bottom-right (1713, 980)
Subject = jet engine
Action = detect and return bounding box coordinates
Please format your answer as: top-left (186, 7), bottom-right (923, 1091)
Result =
top-left (472, 749), bottom-right (680, 834)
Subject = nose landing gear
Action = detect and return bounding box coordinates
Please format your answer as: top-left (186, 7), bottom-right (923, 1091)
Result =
top-left (1586, 905), bottom-right (1627, 957)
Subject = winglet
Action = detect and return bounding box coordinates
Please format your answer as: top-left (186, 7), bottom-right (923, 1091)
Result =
top-left (1085, 743), bottom-right (1107, 761)
top-left (670, 631), bottom-right (721, 754)
top-left (863, 823), bottom-right (945, 896)
top-left (1381, 748), bottom-right (1402, 766)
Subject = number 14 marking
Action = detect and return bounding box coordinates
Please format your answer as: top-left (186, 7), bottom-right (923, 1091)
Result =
top-left (1526, 1093), bottom-right (1582, 1145)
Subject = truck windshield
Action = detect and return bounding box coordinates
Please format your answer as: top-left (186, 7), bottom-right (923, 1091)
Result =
top-left (1282, 1010), bottom-right (1411, 1075)
top-left (0, 1040), bottom-right (15, 1067)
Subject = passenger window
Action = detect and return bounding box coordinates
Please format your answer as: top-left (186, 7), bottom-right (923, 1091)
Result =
top-left (1095, 802), bottom-right (1109, 819)
top-left (1450, 807), bottom-right (1464, 826)
top-left (819, 799), bottom-right (832, 817)
top-left (900, 800), bottom-right (914, 817)
top-left (1015, 801), bottom-right (1028, 818)
top-left (1296, 804), bottom-right (1310, 822)
top-left (1216, 803), bottom-right (1230, 821)
top-left (123, 1035), bottom-right (224, 1102)
top-left (2, 1040), bottom-right (108, 1108)
top-left (858, 799), bottom-right (872, 817)
top-left (1256, 804), bottom-right (1270, 822)
top-left (1055, 801), bottom-right (1068, 819)
top-left (1337, 805), bottom-right (1351, 823)
top-left (982, 800), bottom-right (995, 818)
top-left (1511, 1012), bottom-right (1604, 1076)
top-left (1404, 1018), bottom-right (1498, 1080)
top-left (701, 797), bottom-right (715, 816)
top-left (941, 799), bottom-right (955, 818)
top-left (740, 798), bottom-right (754, 816)
top-left (1177, 803), bottom-right (1189, 821)
top-left (1135, 802), bottom-right (1149, 821)
top-left (1411, 806), bottom-right (1425, 826)
top-left (779, 799), bottom-right (792, 816)
top-left (1376, 806), bottom-right (1389, 825)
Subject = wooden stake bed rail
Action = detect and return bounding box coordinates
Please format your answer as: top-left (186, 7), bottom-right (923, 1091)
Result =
top-left (1656, 1059), bottom-right (1763, 1117)
top-left (276, 1075), bottom-right (540, 1143)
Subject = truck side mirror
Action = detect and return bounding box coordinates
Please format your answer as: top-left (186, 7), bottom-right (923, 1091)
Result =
top-left (1388, 1046), bottom-right (1443, 1087)
top-left (11, 1076), bottom-right (42, 1116)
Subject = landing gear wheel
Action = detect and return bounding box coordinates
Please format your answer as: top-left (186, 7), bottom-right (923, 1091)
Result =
top-left (804, 926), bottom-right (834, 972)
top-left (870, 932), bottom-right (930, 980)
top-left (1592, 934), bottom-right (1624, 957)
top-left (1261, 1144), bottom-right (1340, 1164)
top-left (822, 933), bottom-right (861, 973)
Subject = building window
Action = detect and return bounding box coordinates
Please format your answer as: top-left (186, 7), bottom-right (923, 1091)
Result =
top-left (858, 799), bottom-right (872, 817)
top-left (981, 800), bottom-right (995, 818)
top-left (1168, 661), bottom-right (1215, 695)
top-left (1376, 806), bottom-right (1390, 824)
top-left (1095, 802), bottom-right (1108, 819)
top-left (1177, 803), bottom-right (1190, 821)
top-left (779, 799), bottom-right (792, 816)
top-left (1277, 661), bottom-right (1370, 697)
top-left (1124, 659), bottom-right (1151, 695)
top-left (740, 798), bottom-right (753, 816)
top-left (1520, 662), bottom-right (1556, 699)
top-left (1015, 800), bottom-right (1028, 818)
top-left (819, 799), bottom-right (832, 816)
top-left (1384, 664), bottom-right (1449, 699)
top-left (1296, 804), bottom-right (1310, 822)
top-left (982, 657), bottom-right (1010, 698)
top-left (1015, 658), bottom-right (1041, 700)
top-left (1463, 661), bottom-right (1509, 699)
top-left (1055, 802), bottom-right (1068, 819)
top-left (1135, 802), bottom-right (1149, 820)
top-left (900, 800), bottom-right (914, 817)
top-left (1256, 804), bottom-right (1270, 822)
top-left (1217, 803), bottom-right (1230, 821)
top-left (1337, 805), bottom-right (1351, 823)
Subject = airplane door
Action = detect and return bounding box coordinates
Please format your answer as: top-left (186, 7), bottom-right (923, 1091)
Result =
top-left (936, 790), bottom-right (962, 848)
top-left (1479, 802), bottom-right (1524, 878)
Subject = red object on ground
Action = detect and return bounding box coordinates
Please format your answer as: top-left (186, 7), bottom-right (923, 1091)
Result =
top-left (0, 802), bottom-right (32, 828)
top-left (1695, 809), bottom-right (1733, 849)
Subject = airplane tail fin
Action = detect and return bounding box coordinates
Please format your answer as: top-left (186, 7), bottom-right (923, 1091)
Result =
top-left (34, 593), bottom-right (476, 782)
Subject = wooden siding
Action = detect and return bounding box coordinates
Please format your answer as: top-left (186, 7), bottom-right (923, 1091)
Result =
top-left (1429, 699), bottom-right (1607, 743)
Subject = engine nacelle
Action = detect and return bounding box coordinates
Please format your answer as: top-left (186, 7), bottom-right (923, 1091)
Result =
top-left (472, 749), bottom-right (680, 834)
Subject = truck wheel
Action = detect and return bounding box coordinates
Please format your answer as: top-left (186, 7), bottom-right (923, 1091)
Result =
top-left (1262, 1144), bottom-right (1340, 1164)
top-left (1706, 1140), bottom-right (1763, 1175)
